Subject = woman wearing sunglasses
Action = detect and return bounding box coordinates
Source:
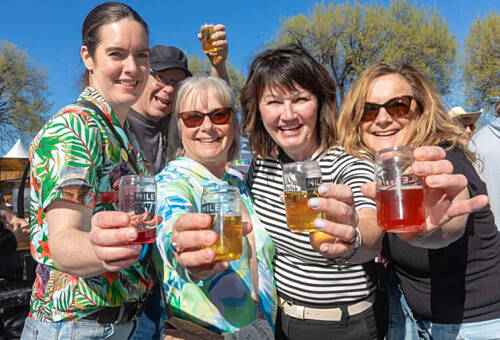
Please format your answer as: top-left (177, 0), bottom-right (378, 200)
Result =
top-left (337, 63), bottom-right (500, 339)
top-left (154, 75), bottom-right (276, 337)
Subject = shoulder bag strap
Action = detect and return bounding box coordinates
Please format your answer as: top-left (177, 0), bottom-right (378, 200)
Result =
top-left (76, 100), bottom-right (141, 174)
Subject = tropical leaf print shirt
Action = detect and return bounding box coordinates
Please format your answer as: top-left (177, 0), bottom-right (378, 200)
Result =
top-left (28, 88), bottom-right (154, 322)
top-left (155, 157), bottom-right (277, 334)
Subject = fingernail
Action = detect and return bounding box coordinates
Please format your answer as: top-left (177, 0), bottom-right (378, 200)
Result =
top-left (321, 245), bottom-right (329, 253)
top-left (413, 164), bottom-right (423, 173)
top-left (427, 176), bottom-right (438, 185)
top-left (127, 228), bottom-right (136, 240)
top-left (133, 245), bottom-right (142, 254)
top-left (314, 219), bottom-right (326, 229)
top-left (309, 198), bottom-right (320, 208)
top-left (318, 186), bottom-right (327, 195)
top-left (205, 232), bottom-right (216, 244)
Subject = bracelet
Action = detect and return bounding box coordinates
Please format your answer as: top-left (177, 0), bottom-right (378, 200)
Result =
top-left (331, 227), bottom-right (362, 271)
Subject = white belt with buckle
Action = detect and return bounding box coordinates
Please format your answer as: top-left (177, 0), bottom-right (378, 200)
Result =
top-left (279, 296), bottom-right (374, 322)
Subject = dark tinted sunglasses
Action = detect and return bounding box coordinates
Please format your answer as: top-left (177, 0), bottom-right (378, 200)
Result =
top-left (463, 122), bottom-right (476, 131)
top-left (178, 107), bottom-right (232, 128)
top-left (362, 95), bottom-right (417, 122)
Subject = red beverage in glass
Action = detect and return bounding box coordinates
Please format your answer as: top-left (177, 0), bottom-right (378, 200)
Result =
top-left (128, 227), bottom-right (157, 244)
top-left (376, 186), bottom-right (424, 233)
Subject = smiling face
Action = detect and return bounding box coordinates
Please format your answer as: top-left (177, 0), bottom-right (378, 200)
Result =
top-left (132, 68), bottom-right (187, 122)
top-left (180, 89), bottom-right (234, 177)
top-left (81, 18), bottom-right (149, 120)
top-left (258, 84), bottom-right (319, 161)
top-left (360, 73), bottom-right (420, 153)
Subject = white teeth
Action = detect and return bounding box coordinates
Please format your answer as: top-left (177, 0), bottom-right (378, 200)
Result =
top-left (280, 125), bottom-right (299, 131)
top-left (199, 138), bottom-right (220, 143)
top-left (121, 81), bottom-right (136, 86)
top-left (374, 130), bottom-right (398, 136)
top-left (156, 97), bottom-right (169, 105)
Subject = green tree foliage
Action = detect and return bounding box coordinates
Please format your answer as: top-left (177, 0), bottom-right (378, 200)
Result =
top-left (187, 54), bottom-right (245, 106)
top-left (463, 12), bottom-right (500, 117)
top-left (272, 0), bottom-right (457, 109)
top-left (0, 40), bottom-right (51, 152)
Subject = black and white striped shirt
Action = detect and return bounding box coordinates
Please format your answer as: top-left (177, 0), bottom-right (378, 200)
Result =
top-left (247, 146), bottom-right (377, 306)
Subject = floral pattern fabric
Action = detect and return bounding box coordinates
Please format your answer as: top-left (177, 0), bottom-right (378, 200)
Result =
top-left (28, 87), bottom-right (154, 322)
top-left (155, 157), bottom-right (277, 334)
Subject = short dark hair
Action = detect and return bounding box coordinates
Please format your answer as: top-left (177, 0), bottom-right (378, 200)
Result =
top-left (240, 44), bottom-right (337, 158)
top-left (81, 2), bottom-right (148, 88)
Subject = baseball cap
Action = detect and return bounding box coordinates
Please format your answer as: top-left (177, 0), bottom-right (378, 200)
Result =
top-left (150, 45), bottom-right (192, 76)
top-left (448, 106), bottom-right (482, 123)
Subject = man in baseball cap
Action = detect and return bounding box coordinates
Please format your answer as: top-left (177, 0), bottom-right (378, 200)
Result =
top-left (448, 106), bottom-right (483, 141)
top-left (127, 25), bottom-right (229, 175)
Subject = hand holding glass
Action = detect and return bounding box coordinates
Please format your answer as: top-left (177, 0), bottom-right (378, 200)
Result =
top-left (201, 184), bottom-right (242, 261)
top-left (200, 24), bottom-right (221, 54)
top-left (283, 161), bottom-right (323, 233)
top-left (119, 175), bottom-right (158, 244)
top-left (375, 146), bottom-right (425, 233)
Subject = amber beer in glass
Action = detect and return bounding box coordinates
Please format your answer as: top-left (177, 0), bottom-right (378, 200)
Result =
top-left (201, 24), bottom-right (220, 54)
top-left (375, 146), bottom-right (425, 233)
top-left (201, 184), bottom-right (242, 261)
top-left (119, 175), bottom-right (158, 244)
top-left (283, 161), bottom-right (323, 232)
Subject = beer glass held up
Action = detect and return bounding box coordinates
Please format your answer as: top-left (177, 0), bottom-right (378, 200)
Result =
top-left (201, 184), bottom-right (242, 261)
top-left (375, 146), bottom-right (425, 233)
top-left (283, 160), bottom-right (323, 233)
top-left (119, 175), bottom-right (158, 244)
top-left (200, 24), bottom-right (220, 54)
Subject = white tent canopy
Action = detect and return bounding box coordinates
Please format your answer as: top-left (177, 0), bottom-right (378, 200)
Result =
top-left (3, 139), bottom-right (29, 159)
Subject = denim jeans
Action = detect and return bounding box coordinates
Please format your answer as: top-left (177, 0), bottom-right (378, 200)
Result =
top-left (384, 267), bottom-right (500, 340)
top-left (20, 317), bottom-right (136, 340)
top-left (130, 284), bottom-right (165, 340)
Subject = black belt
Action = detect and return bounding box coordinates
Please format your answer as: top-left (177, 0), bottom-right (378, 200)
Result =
top-left (82, 301), bottom-right (143, 324)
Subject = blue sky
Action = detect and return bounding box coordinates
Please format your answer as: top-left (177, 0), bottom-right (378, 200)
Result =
top-left (0, 0), bottom-right (498, 152)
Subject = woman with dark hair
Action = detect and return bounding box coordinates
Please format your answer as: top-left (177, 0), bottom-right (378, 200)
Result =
top-left (241, 44), bottom-right (383, 339)
top-left (21, 3), bottom-right (154, 339)
top-left (338, 62), bottom-right (498, 338)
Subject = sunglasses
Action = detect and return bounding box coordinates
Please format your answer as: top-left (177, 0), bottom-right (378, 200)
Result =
top-left (463, 122), bottom-right (476, 131)
top-left (149, 70), bottom-right (184, 88)
top-left (178, 107), bottom-right (232, 128)
top-left (362, 95), bottom-right (417, 122)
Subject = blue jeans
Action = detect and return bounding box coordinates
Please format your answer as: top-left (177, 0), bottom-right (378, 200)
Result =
top-left (130, 284), bottom-right (165, 340)
top-left (20, 317), bottom-right (136, 340)
top-left (384, 267), bottom-right (500, 339)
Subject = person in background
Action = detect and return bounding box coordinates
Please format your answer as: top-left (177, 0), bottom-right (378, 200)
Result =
top-left (473, 100), bottom-right (500, 224)
top-left (20, 3), bottom-right (156, 339)
top-left (448, 106), bottom-right (482, 143)
top-left (128, 25), bottom-right (229, 175)
top-left (0, 195), bottom-right (30, 339)
top-left (156, 76), bottom-right (276, 338)
top-left (241, 44), bottom-right (383, 340)
top-left (128, 26), bottom-right (230, 340)
top-left (337, 62), bottom-right (499, 339)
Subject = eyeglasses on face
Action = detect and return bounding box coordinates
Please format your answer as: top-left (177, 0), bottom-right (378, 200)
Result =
top-left (462, 121), bottom-right (476, 132)
top-left (178, 107), bottom-right (232, 128)
top-left (362, 95), bottom-right (417, 122)
top-left (149, 70), bottom-right (184, 87)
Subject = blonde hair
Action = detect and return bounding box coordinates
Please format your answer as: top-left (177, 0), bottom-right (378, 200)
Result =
top-left (338, 63), bottom-right (475, 162)
top-left (167, 75), bottom-right (239, 162)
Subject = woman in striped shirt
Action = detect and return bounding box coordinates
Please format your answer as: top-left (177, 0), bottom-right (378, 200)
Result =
top-left (240, 44), bottom-right (384, 340)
